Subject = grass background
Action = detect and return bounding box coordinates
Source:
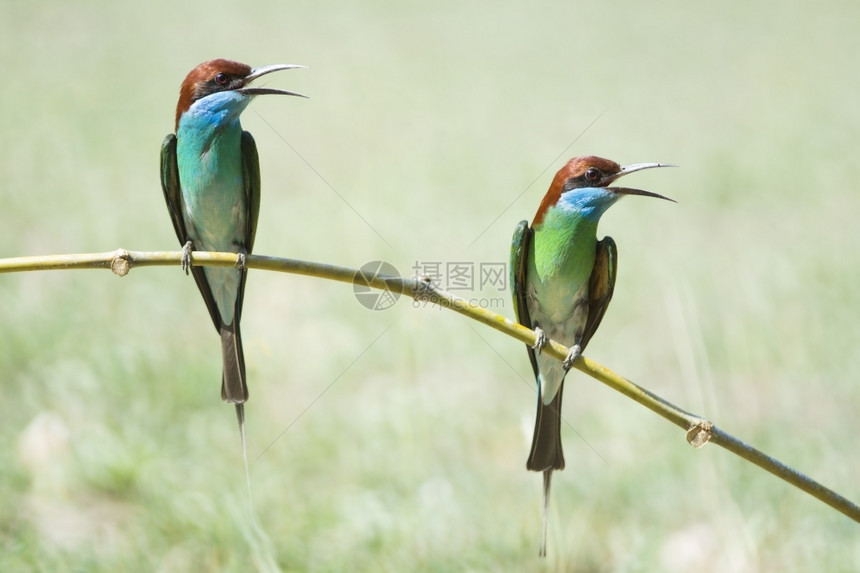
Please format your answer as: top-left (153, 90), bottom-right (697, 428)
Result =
top-left (1, 0), bottom-right (858, 570)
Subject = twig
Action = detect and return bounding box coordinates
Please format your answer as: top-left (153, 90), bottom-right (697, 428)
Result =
top-left (1, 248), bottom-right (858, 522)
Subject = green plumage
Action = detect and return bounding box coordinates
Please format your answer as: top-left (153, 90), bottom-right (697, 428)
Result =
top-left (511, 155), bottom-right (673, 556)
top-left (160, 127), bottom-right (260, 406)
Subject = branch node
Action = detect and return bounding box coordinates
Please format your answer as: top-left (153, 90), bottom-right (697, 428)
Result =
top-left (411, 275), bottom-right (435, 297)
top-left (686, 419), bottom-right (713, 448)
top-left (110, 249), bottom-right (131, 277)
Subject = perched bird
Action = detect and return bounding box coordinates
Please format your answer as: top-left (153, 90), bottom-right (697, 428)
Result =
top-left (510, 156), bottom-right (673, 555)
top-left (160, 59), bottom-right (305, 434)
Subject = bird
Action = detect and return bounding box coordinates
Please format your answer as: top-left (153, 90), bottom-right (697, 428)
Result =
top-left (160, 59), bottom-right (305, 437)
top-left (510, 155), bottom-right (674, 556)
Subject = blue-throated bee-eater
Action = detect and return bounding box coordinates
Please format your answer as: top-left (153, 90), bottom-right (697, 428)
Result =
top-left (511, 155), bottom-right (674, 555)
top-left (160, 59), bottom-right (305, 433)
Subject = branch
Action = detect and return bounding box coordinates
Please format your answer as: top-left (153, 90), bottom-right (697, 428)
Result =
top-left (1, 248), bottom-right (858, 522)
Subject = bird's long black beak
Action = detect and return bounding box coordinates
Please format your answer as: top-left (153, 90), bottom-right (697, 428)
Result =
top-left (608, 162), bottom-right (676, 202)
top-left (239, 64), bottom-right (307, 98)
top-left (610, 187), bottom-right (676, 202)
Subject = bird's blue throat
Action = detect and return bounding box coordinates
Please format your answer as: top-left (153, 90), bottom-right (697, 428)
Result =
top-left (554, 186), bottom-right (621, 222)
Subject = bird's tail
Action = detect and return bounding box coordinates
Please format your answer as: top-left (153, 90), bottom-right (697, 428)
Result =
top-left (539, 470), bottom-right (552, 557)
top-left (528, 386), bottom-right (564, 557)
top-left (526, 384), bottom-right (565, 472)
top-left (220, 321), bottom-right (249, 404)
top-left (222, 324), bottom-right (249, 455)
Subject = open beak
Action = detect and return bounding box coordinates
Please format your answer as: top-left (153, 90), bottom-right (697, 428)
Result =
top-left (608, 162), bottom-right (677, 202)
top-left (239, 64), bottom-right (307, 98)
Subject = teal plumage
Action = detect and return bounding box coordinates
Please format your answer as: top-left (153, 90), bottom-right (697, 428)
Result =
top-left (160, 59), bottom-right (303, 432)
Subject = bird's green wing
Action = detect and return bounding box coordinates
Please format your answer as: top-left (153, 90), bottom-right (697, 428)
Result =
top-left (232, 130), bottom-right (262, 323)
top-left (160, 133), bottom-right (223, 332)
top-left (581, 236), bottom-right (617, 350)
top-left (510, 220), bottom-right (531, 326)
top-left (511, 220), bottom-right (539, 376)
top-left (160, 134), bottom-right (188, 246)
top-left (241, 131), bottom-right (261, 254)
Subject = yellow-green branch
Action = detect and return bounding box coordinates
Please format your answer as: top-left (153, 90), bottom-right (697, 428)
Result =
top-left (1, 248), bottom-right (858, 522)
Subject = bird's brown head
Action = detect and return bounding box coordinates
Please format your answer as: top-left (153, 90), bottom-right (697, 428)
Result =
top-left (174, 59), bottom-right (306, 131)
top-left (532, 156), bottom-right (674, 225)
top-left (175, 60), bottom-right (251, 130)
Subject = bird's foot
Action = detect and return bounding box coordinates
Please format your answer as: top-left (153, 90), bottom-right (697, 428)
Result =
top-left (235, 252), bottom-right (247, 271)
top-left (532, 327), bottom-right (548, 355)
top-left (181, 240), bottom-right (194, 275)
top-left (562, 344), bottom-right (582, 371)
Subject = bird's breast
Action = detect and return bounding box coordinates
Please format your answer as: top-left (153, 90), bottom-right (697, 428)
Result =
top-left (525, 207), bottom-right (598, 323)
top-left (175, 124), bottom-right (247, 252)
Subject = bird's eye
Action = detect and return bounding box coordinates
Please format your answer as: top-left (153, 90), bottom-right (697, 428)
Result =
top-left (214, 72), bottom-right (228, 85)
top-left (585, 167), bottom-right (601, 182)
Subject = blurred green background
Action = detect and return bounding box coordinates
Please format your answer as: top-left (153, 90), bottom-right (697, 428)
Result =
top-left (1, 0), bottom-right (858, 570)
